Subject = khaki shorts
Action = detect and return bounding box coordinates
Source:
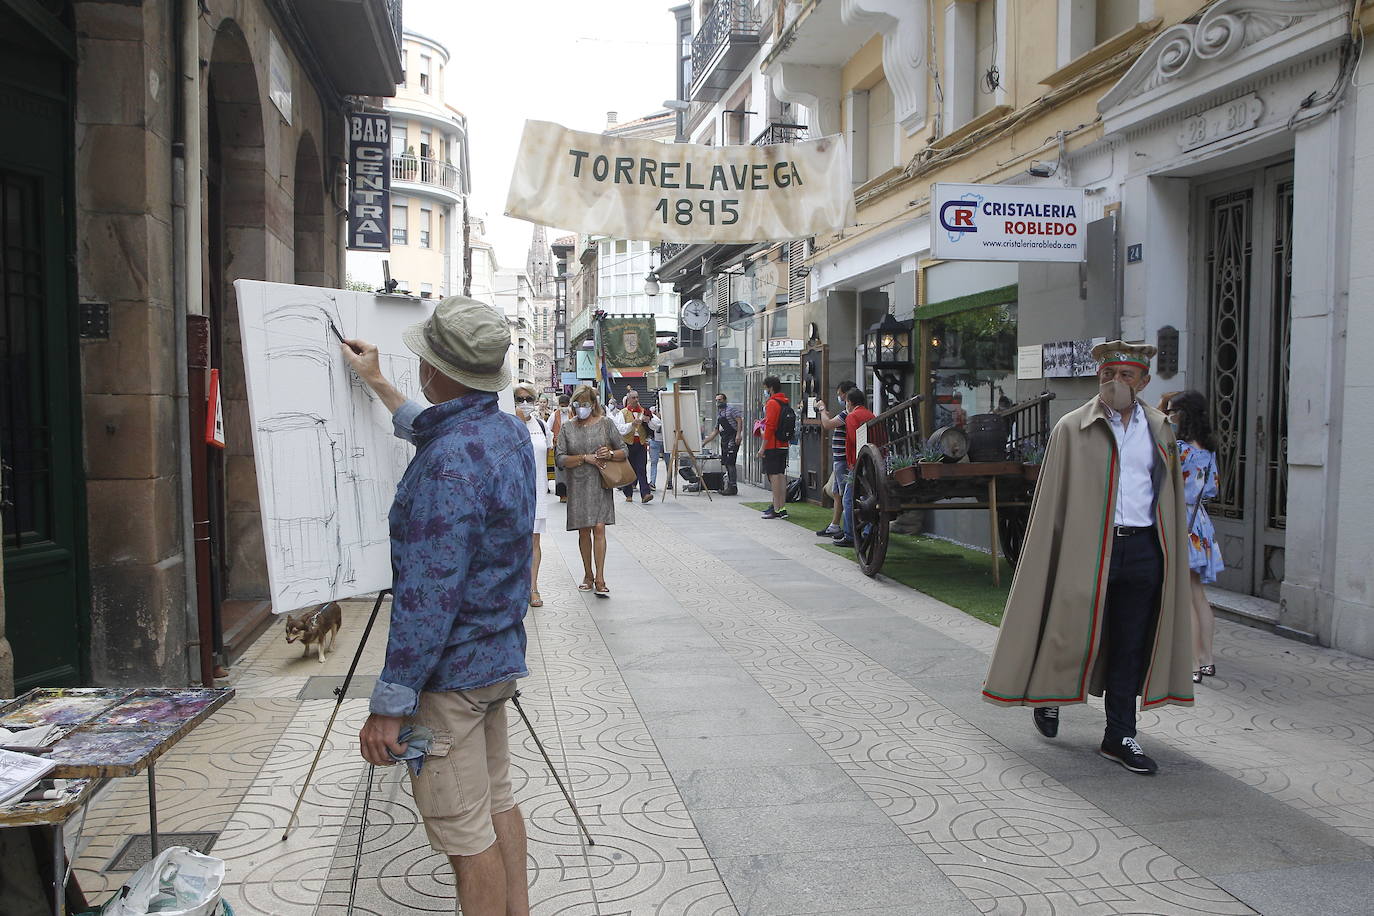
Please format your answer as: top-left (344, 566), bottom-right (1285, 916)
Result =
top-left (408, 681), bottom-right (518, 856)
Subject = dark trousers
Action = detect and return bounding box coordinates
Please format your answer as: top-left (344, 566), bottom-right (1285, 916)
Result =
top-left (621, 442), bottom-right (651, 498)
top-left (721, 438), bottom-right (738, 489)
top-left (1102, 532), bottom-right (1163, 743)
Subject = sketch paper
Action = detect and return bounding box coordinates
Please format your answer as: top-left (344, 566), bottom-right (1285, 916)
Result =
top-left (659, 390), bottom-right (702, 453)
top-left (0, 747), bottom-right (56, 806)
top-left (234, 280), bottom-right (436, 613)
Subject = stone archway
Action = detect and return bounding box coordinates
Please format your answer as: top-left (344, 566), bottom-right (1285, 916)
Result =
top-left (206, 18), bottom-right (270, 607)
top-left (293, 132), bottom-right (327, 287)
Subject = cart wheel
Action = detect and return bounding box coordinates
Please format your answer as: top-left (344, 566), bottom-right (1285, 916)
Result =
top-left (999, 507), bottom-right (1030, 568)
top-left (853, 446), bottom-right (890, 577)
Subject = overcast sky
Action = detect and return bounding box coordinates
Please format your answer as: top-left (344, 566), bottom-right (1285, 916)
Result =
top-left (406, 0), bottom-right (679, 270)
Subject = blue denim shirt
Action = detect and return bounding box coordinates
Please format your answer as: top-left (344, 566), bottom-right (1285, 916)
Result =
top-left (368, 393), bottom-right (535, 718)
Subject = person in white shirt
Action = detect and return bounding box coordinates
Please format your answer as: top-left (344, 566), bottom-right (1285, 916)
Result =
top-left (983, 341), bottom-right (1194, 777)
top-left (514, 384), bottom-right (550, 607)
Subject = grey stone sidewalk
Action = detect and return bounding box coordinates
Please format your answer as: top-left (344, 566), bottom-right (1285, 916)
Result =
top-left (70, 487), bottom-right (1374, 914)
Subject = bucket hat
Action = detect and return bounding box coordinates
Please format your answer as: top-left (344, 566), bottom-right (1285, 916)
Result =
top-left (402, 295), bottom-right (511, 391)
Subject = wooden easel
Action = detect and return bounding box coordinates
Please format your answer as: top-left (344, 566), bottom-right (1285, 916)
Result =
top-left (665, 389), bottom-right (712, 502)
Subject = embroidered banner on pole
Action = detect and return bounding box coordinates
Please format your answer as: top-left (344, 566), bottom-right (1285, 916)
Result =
top-left (601, 315), bottom-right (659, 371)
top-left (505, 120), bottom-right (854, 244)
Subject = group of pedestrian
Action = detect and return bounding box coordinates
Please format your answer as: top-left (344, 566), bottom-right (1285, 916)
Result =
top-left (334, 288), bottom-right (1234, 916)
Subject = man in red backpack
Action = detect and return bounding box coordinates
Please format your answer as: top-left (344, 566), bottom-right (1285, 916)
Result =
top-left (757, 375), bottom-right (793, 520)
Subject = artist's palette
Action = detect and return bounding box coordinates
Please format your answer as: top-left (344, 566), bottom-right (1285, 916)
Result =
top-left (0, 687), bottom-right (135, 727)
top-left (0, 687), bottom-right (234, 777)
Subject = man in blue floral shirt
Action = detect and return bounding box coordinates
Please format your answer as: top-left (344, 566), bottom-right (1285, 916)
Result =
top-left (343, 295), bottom-right (535, 916)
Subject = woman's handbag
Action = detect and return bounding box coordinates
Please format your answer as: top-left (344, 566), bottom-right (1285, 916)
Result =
top-left (596, 418), bottom-right (638, 489)
top-left (598, 458), bottom-right (637, 490)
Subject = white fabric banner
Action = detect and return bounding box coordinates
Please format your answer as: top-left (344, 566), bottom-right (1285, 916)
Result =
top-left (505, 120), bottom-right (855, 244)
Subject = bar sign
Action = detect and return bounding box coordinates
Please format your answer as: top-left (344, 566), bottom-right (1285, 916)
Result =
top-left (348, 113), bottom-right (391, 251)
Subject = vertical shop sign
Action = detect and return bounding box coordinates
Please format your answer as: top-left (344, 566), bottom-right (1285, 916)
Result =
top-left (348, 112), bottom-right (391, 251)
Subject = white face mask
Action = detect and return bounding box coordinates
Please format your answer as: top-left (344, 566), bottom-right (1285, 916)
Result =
top-left (575, 405), bottom-right (592, 420)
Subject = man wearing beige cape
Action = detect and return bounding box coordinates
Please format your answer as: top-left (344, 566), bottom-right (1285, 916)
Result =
top-left (983, 341), bottom-right (1194, 775)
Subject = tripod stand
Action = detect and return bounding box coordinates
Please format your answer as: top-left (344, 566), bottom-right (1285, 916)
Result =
top-left (665, 390), bottom-right (712, 502)
top-left (282, 589), bottom-right (593, 850)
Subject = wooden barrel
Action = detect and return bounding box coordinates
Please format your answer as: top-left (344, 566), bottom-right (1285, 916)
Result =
top-left (926, 426), bottom-right (968, 462)
top-left (967, 413), bottom-right (1010, 462)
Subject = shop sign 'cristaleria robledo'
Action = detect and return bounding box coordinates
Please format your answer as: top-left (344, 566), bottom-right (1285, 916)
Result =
top-left (505, 120), bottom-right (855, 244)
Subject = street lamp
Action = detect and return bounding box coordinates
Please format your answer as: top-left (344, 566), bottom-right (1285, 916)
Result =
top-left (643, 272), bottom-right (660, 296)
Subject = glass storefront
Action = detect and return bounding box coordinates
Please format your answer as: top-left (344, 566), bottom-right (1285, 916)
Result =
top-left (927, 301), bottom-right (1018, 429)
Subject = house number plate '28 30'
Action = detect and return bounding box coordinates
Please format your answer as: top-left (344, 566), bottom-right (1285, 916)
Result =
top-left (1178, 94), bottom-right (1264, 152)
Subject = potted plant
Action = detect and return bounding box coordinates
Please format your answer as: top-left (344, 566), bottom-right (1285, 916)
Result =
top-left (889, 455), bottom-right (918, 487)
top-left (1019, 444), bottom-right (1045, 481)
top-left (917, 443), bottom-right (946, 479)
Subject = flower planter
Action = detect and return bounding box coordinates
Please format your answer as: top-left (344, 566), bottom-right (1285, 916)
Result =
top-left (918, 462), bottom-right (944, 479)
top-left (891, 465), bottom-right (918, 487)
top-left (1022, 463), bottom-right (1041, 482)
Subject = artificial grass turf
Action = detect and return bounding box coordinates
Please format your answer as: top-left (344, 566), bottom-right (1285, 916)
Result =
top-left (745, 500), bottom-right (1012, 626)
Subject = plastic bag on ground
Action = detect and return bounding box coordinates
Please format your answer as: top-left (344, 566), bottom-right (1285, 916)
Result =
top-left (97, 847), bottom-right (225, 916)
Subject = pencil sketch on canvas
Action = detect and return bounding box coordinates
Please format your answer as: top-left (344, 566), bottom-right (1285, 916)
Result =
top-left (234, 280), bottom-right (433, 614)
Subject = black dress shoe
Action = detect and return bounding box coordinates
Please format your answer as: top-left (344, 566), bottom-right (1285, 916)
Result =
top-left (1099, 736), bottom-right (1158, 774)
top-left (1032, 706), bottom-right (1060, 738)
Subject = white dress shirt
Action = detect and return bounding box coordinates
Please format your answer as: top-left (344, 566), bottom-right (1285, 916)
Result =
top-left (1106, 401), bottom-right (1155, 527)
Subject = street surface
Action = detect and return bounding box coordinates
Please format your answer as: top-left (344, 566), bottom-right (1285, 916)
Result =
top-left (71, 489), bottom-right (1374, 914)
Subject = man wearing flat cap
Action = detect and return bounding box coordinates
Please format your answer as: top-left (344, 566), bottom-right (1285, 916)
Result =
top-left (343, 296), bottom-right (535, 915)
top-left (983, 340), bottom-right (1193, 775)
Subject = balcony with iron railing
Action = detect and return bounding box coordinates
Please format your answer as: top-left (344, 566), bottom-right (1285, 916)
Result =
top-left (391, 156), bottom-right (462, 194)
top-left (752, 122), bottom-right (808, 146)
top-left (690, 1), bottom-right (763, 103)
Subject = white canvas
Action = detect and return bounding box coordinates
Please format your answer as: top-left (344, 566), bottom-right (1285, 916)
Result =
top-left (233, 280), bottom-right (434, 614)
top-left (658, 389), bottom-right (702, 454)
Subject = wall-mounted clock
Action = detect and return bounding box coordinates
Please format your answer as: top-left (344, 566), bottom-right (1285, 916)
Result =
top-left (680, 298), bottom-right (711, 331)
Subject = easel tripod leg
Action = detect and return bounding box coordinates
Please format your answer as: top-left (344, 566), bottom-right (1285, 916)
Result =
top-left (346, 763), bottom-right (376, 915)
top-left (511, 694), bottom-right (594, 846)
top-left (283, 589), bottom-right (391, 841)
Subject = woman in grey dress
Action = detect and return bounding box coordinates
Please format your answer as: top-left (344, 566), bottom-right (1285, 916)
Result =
top-left (555, 386), bottom-right (625, 596)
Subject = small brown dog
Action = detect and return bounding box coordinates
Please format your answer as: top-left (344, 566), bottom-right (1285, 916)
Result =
top-left (284, 601), bottom-right (342, 663)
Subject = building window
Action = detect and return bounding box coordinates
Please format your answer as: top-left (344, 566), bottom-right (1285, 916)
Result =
top-left (865, 79), bottom-right (896, 179)
top-left (421, 282), bottom-right (433, 297)
top-left (1058, 0), bottom-right (1142, 65)
top-left (420, 55), bottom-right (432, 93)
top-left (391, 125), bottom-right (407, 157)
top-left (946, 0), bottom-right (1005, 130)
top-left (392, 204), bottom-right (408, 245)
top-left (420, 208), bottom-right (432, 248)
top-left (420, 129), bottom-right (432, 159)
top-left (401, 49), bottom-right (408, 87)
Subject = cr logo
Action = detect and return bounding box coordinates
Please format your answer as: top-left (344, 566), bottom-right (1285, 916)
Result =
top-left (939, 200), bottom-right (978, 233)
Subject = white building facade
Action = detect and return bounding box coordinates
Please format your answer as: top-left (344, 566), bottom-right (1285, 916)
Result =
top-left (348, 31), bottom-right (470, 299)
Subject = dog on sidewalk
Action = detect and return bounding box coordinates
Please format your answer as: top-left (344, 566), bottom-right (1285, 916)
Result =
top-left (284, 601), bottom-right (342, 663)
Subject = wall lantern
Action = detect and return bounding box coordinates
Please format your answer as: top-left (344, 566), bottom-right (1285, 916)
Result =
top-left (864, 313), bottom-right (913, 370)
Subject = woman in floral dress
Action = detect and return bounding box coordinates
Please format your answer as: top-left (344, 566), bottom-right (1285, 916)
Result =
top-left (1167, 391), bottom-right (1224, 683)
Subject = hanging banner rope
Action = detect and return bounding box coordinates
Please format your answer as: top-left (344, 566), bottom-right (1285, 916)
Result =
top-left (505, 120), bottom-right (854, 244)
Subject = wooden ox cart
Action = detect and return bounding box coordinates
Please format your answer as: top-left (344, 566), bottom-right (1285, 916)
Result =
top-left (849, 392), bottom-right (1056, 583)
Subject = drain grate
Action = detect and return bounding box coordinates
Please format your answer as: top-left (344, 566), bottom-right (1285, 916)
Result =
top-left (108, 831), bottom-right (219, 872)
top-left (297, 675), bottom-right (376, 701)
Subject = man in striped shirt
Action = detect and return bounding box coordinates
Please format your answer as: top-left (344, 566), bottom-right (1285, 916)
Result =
top-left (814, 380), bottom-right (855, 538)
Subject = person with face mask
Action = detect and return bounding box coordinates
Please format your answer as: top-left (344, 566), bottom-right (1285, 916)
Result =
top-left (513, 384), bottom-right (550, 608)
top-left (701, 392), bottom-right (743, 495)
top-left (983, 341), bottom-right (1194, 776)
top-left (555, 385), bottom-right (625, 596)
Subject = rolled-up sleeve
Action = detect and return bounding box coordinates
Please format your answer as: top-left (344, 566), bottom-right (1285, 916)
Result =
top-left (391, 398), bottom-right (426, 443)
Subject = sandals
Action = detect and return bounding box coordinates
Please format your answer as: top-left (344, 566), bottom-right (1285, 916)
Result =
top-left (530, 590), bottom-right (543, 608)
top-left (1192, 664), bottom-right (1216, 684)
top-left (578, 576), bottom-right (594, 592)
top-left (593, 578), bottom-right (610, 598)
